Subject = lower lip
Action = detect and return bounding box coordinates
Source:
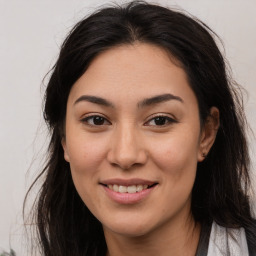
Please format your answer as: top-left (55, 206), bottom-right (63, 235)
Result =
top-left (102, 185), bottom-right (157, 204)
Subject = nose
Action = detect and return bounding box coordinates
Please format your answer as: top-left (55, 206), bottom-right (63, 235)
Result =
top-left (107, 124), bottom-right (147, 170)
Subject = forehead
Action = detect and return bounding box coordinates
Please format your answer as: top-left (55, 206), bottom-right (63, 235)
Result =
top-left (68, 43), bottom-right (197, 108)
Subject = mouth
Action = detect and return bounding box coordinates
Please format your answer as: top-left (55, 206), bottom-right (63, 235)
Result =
top-left (100, 183), bottom-right (158, 194)
top-left (100, 179), bottom-right (158, 204)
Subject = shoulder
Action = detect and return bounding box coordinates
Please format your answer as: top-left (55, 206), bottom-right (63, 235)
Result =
top-left (208, 221), bottom-right (256, 256)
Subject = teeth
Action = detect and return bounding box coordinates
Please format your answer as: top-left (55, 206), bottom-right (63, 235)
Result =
top-left (107, 184), bottom-right (150, 193)
top-left (136, 185), bottom-right (143, 192)
top-left (119, 186), bottom-right (127, 193)
top-left (127, 185), bottom-right (136, 193)
top-left (113, 184), bottom-right (119, 192)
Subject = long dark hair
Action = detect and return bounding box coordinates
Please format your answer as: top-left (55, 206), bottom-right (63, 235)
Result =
top-left (24, 1), bottom-right (256, 255)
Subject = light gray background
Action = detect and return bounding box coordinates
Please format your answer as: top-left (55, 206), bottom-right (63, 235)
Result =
top-left (0, 0), bottom-right (255, 254)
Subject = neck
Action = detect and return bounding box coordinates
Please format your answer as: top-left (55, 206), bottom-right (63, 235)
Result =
top-left (104, 214), bottom-right (201, 256)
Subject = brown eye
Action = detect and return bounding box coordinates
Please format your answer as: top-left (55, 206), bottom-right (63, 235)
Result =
top-left (154, 116), bottom-right (168, 125)
top-left (145, 115), bottom-right (177, 126)
top-left (82, 115), bottom-right (110, 126)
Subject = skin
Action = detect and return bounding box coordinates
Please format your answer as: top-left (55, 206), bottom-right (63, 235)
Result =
top-left (62, 43), bottom-right (219, 256)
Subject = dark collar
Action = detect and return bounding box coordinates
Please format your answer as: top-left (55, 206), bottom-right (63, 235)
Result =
top-left (195, 221), bottom-right (212, 256)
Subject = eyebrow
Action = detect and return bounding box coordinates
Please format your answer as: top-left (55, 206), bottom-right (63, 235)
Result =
top-left (73, 93), bottom-right (183, 108)
top-left (138, 93), bottom-right (183, 108)
top-left (74, 95), bottom-right (114, 107)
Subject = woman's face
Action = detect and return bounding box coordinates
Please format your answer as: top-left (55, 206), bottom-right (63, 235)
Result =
top-left (62, 43), bottom-right (208, 237)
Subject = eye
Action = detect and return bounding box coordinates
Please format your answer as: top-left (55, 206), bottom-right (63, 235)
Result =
top-left (145, 115), bottom-right (177, 126)
top-left (81, 115), bottom-right (111, 126)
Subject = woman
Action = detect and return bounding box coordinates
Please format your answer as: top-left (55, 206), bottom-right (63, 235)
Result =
top-left (24, 1), bottom-right (256, 255)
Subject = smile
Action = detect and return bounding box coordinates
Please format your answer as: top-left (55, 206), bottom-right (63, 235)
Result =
top-left (107, 184), bottom-right (151, 193)
top-left (100, 179), bottom-right (158, 204)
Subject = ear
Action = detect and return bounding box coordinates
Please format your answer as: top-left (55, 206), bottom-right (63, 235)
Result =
top-left (198, 107), bottom-right (220, 162)
top-left (61, 138), bottom-right (70, 162)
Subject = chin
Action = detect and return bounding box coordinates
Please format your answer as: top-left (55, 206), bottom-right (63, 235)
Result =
top-left (106, 225), bottom-right (151, 238)
top-left (102, 214), bottom-right (158, 238)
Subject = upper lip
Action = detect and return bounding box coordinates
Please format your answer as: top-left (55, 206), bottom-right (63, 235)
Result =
top-left (100, 178), bottom-right (158, 186)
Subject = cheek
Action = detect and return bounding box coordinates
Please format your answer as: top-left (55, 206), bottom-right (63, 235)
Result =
top-left (66, 131), bottom-right (109, 173)
top-left (65, 133), bottom-right (109, 201)
top-left (149, 132), bottom-right (199, 217)
top-left (150, 130), bottom-right (200, 175)
top-left (66, 135), bottom-right (108, 210)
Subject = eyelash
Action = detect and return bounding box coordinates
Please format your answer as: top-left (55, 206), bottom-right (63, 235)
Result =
top-left (81, 115), bottom-right (111, 126)
top-left (144, 115), bottom-right (178, 126)
top-left (81, 114), bottom-right (177, 127)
